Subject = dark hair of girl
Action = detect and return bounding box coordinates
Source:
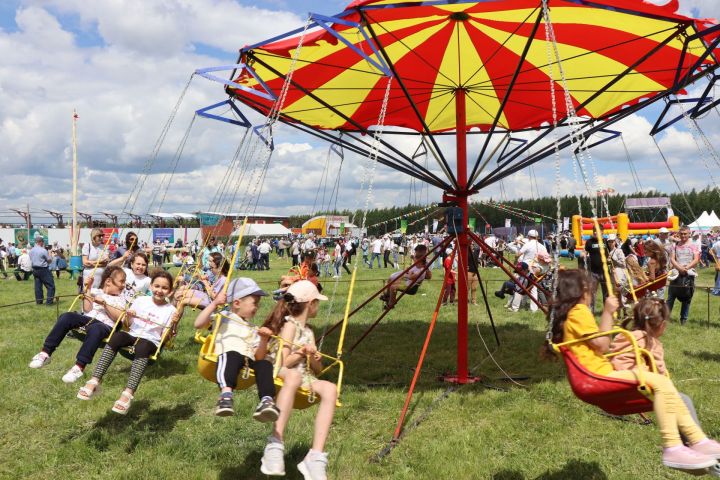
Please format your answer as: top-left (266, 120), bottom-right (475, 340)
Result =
top-left (125, 231), bottom-right (140, 251)
top-left (149, 269), bottom-right (175, 293)
top-left (542, 269), bottom-right (595, 359)
top-left (210, 252), bottom-right (231, 276)
top-left (262, 293), bottom-right (309, 335)
top-left (100, 265), bottom-right (126, 289)
top-left (129, 251), bottom-right (149, 275)
top-left (621, 297), bottom-right (669, 350)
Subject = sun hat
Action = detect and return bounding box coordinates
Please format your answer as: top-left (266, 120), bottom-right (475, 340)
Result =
top-left (659, 227), bottom-right (670, 234)
top-left (528, 229), bottom-right (539, 237)
top-left (668, 269), bottom-right (679, 281)
top-left (286, 279), bottom-right (328, 302)
top-left (226, 277), bottom-right (268, 302)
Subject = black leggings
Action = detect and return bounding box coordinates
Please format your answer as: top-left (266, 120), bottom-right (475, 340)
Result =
top-left (92, 331), bottom-right (157, 392)
top-left (216, 351), bottom-right (275, 400)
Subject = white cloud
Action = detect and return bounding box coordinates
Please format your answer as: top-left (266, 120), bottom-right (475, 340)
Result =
top-left (2, 0), bottom-right (720, 226)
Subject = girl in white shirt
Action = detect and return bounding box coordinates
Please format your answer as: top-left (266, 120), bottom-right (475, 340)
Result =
top-left (122, 252), bottom-right (151, 303)
top-left (28, 266), bottom-right (127, 383)
top-left (77, 270), bottom-right (178, 415)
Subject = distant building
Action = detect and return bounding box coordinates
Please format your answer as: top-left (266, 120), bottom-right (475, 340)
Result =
top-left (196, 211), bottom-right (289, 239)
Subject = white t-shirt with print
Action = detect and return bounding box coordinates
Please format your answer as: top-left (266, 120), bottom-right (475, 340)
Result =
top-left (86, 288), bottom-right (126, 328)
top-left (127, 296), bottom-right (177, 346)
top-left (122, 268), bottom-right (151, 303)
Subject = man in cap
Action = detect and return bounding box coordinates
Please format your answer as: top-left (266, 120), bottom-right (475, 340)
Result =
top-left (29, 233), bottom-right (56, 305)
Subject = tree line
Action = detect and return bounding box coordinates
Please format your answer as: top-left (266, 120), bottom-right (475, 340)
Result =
top-left (288, 187), bottom-right (720, 236)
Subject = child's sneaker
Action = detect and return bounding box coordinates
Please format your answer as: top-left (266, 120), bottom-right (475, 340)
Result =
top-left (252, 398), bottom-right (280, 423)
top-left (29, 353), bottom-right (50, 369)
top-left (691, 439), bottom-right (720, 459)
top-left (62, 365), bottom-right (84, 383)
top-left (298, 450), bottom-right (328, 480)
top-left (663, 445), bottom-right (717, 469)
top-left (260, 436), bottom-right (285, 476)
top-left (214, 395), bottom-right (234, 417)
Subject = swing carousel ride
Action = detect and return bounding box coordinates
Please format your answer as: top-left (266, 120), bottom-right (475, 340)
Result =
top-left (182, 0), bottom-right (720, 447)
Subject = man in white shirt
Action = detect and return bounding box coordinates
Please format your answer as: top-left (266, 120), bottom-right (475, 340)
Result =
top-left (369, 237), bottom-right (383, 269)
top-left (383, 235), bottom-right (394, 268)
top-left (258, 239), bottom-right (272, 270)
top-left (302, 234), bottom-right (317, 253)
top-left (15, 249), bottom-right (33, 281)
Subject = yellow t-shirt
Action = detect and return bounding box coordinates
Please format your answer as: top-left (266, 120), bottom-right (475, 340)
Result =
top-left (562, 304), bottom-right (613, 376)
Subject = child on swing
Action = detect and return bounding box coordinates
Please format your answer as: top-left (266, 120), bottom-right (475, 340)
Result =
top-left (193, 277), bottom-right (280, 420)
top-left (29, 266), bottom-right (127, 383)
top-left (547, 269), bottom-right (720, 471)
top-left (259, 280), bottom-right (337, 480)
top-left (380, 244), bottom-right (432, 309)
top-left (76, 270), bottom-right (178, 414)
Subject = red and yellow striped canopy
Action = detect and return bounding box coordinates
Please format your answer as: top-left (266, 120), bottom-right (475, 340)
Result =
top-left (229, 0), bottom-right (717, 133)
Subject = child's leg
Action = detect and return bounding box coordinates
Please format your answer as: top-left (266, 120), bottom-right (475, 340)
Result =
top-left (216, 351), bottom-right (243, 393)
top-left (122, 338), bottom-right (156, 396)
top-left (272, 369), bottom-right (303, 441)
top-left (607, 370), bottom-right (706, 447)
top-left (75, 323), bottom-right (112, 369)
top-left (41, 312), bottom-right (91, 357)
top-left (449, 284), bottom-right (456, 303)
top-left (87, 331), bottom-right (134, 385)
top-left (250, 358), bottom-right (276, 401)
top-left (309, 379), bottom-right (338, 452)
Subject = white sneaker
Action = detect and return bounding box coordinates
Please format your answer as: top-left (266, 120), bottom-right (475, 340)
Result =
top-left (298, 451), bottom-right (328, 480)
top-left (260, 436), bottom-right (285, 476)
top-left (29, 353), bottom-right (50, 369)
top-left (62, 365), bottom-right (85, 383)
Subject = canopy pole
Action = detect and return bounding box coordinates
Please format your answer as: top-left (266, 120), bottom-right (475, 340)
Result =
top-left (443, 88), bottom-right (479, 385)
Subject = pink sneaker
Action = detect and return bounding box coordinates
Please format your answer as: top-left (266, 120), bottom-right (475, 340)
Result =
top-left (691, 439), bottom-right (720, 460)
top-left (663, 445), bottom-right (717, 470)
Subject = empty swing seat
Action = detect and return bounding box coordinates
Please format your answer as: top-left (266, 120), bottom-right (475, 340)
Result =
top-left (559, 346), bottom-right (654, 416)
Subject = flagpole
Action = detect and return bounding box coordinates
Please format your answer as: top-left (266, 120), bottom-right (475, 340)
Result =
top-left (71, 110), bottom-right (78, 255)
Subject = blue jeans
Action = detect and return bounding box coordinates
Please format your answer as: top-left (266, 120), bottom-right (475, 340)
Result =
top-left (369, 253), bottom-right (381, 269)
top-left (713, 271), bottom-right (720, 295)
top-left (33, 267), bottom-right (55, 304)
top-left (42, 312), bottom-right (112, 367)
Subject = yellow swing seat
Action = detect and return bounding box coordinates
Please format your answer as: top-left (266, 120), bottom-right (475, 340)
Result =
top-left (196, 324), bottom-right (343, 410)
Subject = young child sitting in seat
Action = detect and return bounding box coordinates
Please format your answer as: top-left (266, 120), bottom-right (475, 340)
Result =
top-left (76, 270), bottom-right (178, 414)
top-left (547, 269), bottom-right (720, 472)
top-left (29, 266), bottom-right (127, 383)
top-left (610, 297), bottom-right (704, 436)
top-left (259, 280), bottom-right (336, 480)
top-left (380, 244), bottom-right (432, 309)
top-left (193, 277), bottom-right (280, 421)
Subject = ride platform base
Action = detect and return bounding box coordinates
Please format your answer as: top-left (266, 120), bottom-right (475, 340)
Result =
top-left (440, 373), bottom-right (481, 384)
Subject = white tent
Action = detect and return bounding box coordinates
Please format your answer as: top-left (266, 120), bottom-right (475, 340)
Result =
top-left (687, 211), bottom-right (720, 231)
top-left (231, 223), bottom-right (291, 237)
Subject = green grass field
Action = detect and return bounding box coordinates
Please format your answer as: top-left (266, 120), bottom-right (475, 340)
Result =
top-left (2, 257), bottom-right (720, 479)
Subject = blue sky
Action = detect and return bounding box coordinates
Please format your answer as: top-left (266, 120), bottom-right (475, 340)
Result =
top-left (1, 0), bottom-right (720, 223)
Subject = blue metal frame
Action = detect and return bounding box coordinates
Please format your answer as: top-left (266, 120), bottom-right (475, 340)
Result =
top-left (650, 97), bottom-right (711, 136)
top-left (574, 128), bottom-right (621, 154)
top-left (497, 137), bottom-right (528, 164)
top-left (690, 74), bottom-right (720, 118)
top-left (196, 99), bottom-right (251, 127)
top-left (195, 63), bottom-right (277, 102)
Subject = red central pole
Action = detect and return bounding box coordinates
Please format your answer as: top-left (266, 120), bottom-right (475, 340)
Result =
top-left (443, 88), bottom-right (479, 384)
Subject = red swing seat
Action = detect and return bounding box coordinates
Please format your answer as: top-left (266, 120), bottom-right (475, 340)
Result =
top-left (559, 346), bottom-right (654, 416)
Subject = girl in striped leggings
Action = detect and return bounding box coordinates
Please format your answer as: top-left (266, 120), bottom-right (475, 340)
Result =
top-left (76, 270), bottom-right (178, 414)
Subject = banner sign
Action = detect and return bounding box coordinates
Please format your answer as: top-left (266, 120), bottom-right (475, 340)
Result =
top-left (504, 219), bottom-right (511, 228)
top-left (468, 217), bottom-right (476, 231)
top-left (101, 228), bottom-right (119, 244)
top-left (15, 228), bottom-right (48, 246)
top-left (153, 228), bottom-right (174, 243)
top-left (198, 214), bottom-right (221, 226)
top-left (400, 219), bottom-right (408, 234)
